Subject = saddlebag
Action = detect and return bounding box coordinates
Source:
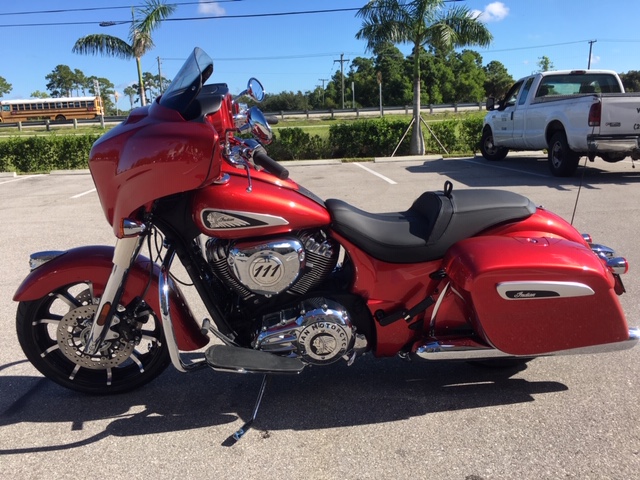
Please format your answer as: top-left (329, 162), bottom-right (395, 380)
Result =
top-left (442, 235), bottom-right (629, 355)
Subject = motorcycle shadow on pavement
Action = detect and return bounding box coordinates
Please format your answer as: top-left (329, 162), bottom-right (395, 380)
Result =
top-left (0, 354), bottom-right (566, 452)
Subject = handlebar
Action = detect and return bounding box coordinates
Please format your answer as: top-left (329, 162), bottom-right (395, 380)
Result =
top-left (253, 148), bottom-right (289, 180)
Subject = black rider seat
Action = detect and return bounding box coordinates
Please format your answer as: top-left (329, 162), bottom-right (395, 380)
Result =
top-left (326, 188), bottom-right (537, 263)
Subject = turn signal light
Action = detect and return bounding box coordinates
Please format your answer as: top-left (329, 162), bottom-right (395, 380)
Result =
top-left (606, 257), bottom-right (628, 275)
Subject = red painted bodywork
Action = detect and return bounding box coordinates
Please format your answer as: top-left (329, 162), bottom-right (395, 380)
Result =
top-left (442, 236), bottom-right (628, 355)
top-left (89, 102), bottom-right (222, 237)
top-left (332, 206), bottom-right (627, 357)
top-left (193, 171), bottom-right (331, 239)
top-left (13, 246), bottom-right (209, 351)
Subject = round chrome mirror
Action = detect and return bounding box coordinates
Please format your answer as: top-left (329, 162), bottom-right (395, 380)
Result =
top-left (247, 106), bottom-right (272, 145)
top-left (247, 78), bottom-right (265, 102)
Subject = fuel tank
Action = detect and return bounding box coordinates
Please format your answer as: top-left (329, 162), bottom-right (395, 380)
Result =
top-left (192, 172), bottom-right (331, 239)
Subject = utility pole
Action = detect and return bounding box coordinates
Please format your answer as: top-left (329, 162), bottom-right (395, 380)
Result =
top-left (588, 39), bottom-right (597, 69)
top-left (157, 56), bottom-right (164, 93)
top-left (333, 53), bottom-right (350, 109)
top-left (318, 78), bottom-right (328, 106)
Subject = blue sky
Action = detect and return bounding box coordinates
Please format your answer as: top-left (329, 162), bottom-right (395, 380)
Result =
top-left (1, 0), bottom-right (639, 105)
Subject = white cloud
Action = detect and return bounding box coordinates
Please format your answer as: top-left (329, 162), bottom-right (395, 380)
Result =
top-left (590, 55), bottom-right (601, 65)
top-left (198, 1), bottom-right (225, 16)
top-left (471, 2), bottom-right (509, 23)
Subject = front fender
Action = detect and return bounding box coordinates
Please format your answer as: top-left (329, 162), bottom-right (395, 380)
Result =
top-left (13, 245), bottom-right (208, 351)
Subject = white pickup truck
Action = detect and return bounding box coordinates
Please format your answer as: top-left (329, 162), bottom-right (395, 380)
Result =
top-left (480, 69), bottom-right (640, 176)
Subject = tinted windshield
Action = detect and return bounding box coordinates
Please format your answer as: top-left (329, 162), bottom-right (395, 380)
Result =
top-left (159, 47), bottom-right (214, 115)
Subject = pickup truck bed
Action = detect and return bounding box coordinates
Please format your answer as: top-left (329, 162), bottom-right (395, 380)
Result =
top-left (481, 70), bottom-right (640, 176)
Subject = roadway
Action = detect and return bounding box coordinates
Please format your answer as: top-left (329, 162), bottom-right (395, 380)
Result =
top-left (0, 153), bottom-right (639, 479)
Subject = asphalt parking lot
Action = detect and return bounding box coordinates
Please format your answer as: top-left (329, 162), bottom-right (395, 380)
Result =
top-left (1, 153), bottom-right (639, 480)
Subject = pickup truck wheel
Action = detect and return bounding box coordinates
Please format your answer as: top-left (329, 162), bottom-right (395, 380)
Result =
top-left (480, 128), bottom-right (509, 161)
top-left (548, 131), bottom-right (580, 177)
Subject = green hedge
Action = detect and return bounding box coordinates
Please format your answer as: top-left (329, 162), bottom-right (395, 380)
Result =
top-left (0, 116), bottom-right (485, 173)
top-left (0, 135), bottom-right (100, 173)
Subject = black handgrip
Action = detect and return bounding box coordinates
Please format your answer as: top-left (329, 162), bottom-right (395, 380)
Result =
top-left (253, 148), bottom-right (289, 180)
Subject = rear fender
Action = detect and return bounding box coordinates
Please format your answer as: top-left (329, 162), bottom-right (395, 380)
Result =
top-left (13, 245), bottom-right (208, 351)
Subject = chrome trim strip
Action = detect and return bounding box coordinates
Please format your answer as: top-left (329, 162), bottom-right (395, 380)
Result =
top-left (29, 250), bottom-right (65, 271)
top-left (413, 327), bottom-right (639, 361)
top-left (200, 209), bottom-right (289, 232)
top-left (496, 281), bottom-right (594, 300)
top-left (429, 282), bottom-right (450, 336)
top-left (591, 244), bottom-right (615, 258)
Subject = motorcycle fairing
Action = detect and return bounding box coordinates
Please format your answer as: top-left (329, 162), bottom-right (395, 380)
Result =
top-left (89, 102), bottom-right (221, 237)
top-left (13, 245), bottom-right (208, 351)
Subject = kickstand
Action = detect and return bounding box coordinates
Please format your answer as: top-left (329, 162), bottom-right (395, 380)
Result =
top-left (223, 374), bottom-right (270, 446)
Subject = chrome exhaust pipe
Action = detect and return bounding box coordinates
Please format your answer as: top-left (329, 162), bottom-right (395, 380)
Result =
top-left (412, 327), bottom-right (639, 361)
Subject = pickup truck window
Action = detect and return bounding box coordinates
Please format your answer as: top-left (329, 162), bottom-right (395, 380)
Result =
top-left (500, 80), bottom-right (524, 109)
top-left (535, 73), bottom-right (621, 97)
top-left (518, 77), bottom-right (535, 105)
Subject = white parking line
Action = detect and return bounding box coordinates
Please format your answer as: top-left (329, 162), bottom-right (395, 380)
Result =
top-left (0, 174), bottom-right (43, 185)
top-left (71, 188), bottom-right (97, 199)
top-left (354, 163), bottom-right (398, 184)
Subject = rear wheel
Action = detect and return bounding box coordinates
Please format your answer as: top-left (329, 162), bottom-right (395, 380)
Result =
top-left (480, 127), bottom-right (509, 161)
top-left (548, 131), bottom-right (580, 176)
top-left (54, 114), bottom-right (66, 121)
top-left (16, 281), bottom-right (170, 394)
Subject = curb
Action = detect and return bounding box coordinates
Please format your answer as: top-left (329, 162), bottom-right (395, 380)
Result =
top-left (282, 159), bottom-right (343, 166)
top-left (0, 172), bottom-right (17, 178)
top-left (375, 154), bottom-right (442, 163)
top-left (50, 169), bottom-right (91, 175)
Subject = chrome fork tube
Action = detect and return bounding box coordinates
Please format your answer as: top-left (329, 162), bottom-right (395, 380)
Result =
top-left (83, 235), bottom-right (145, 356)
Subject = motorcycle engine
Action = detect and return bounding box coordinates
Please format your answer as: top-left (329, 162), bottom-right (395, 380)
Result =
top-left (206, 230), bottom-right (338, 299)
top-left (206, 231), bottom-right (368, 365)
top-left (254, 297), bottom-right (365, 365)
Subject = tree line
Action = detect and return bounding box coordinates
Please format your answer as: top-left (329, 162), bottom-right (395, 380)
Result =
top-left (2, 61), bottom-right (640, 117)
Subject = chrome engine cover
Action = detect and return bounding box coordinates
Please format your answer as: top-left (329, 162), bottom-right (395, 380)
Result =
top-left (207, 231), bottom-right (339, 299)
top-left (227, 237), bottom-right (305, 296)
top-left (255, 298), bottom-right (361, 365)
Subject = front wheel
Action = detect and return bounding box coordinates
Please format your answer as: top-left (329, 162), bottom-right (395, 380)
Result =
top-left (16, 281), bottom-right (170, 394)
top-left (548, 131), bottom-right (580, 176)
top-left (480, 127), bottom-right (509, 161)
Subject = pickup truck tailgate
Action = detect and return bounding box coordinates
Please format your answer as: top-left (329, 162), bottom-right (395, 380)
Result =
top-left (599, 93), bottom-right (640, 136)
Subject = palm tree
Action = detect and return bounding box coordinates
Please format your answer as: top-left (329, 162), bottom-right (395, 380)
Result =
top-left (72, 0), bottom-right (175, 106)
top-left (356, 0), bottom-right (493, 155)
top-left (124, 85), bottom-right (138, 109)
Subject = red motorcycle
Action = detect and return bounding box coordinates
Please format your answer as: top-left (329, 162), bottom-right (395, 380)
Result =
top-left (13, 48), bottom-right (638, 440)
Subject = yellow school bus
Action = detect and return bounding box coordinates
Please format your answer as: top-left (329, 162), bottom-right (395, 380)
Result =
top-left (0, 96), bottom-right (104, 122)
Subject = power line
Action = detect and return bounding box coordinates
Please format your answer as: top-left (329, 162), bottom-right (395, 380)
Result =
top-left (0, 7), bottom-right (364, 27)
top-left (0, 0), bottom-right (464, 18)
top-left (0, 1), bottom-right (243, 17)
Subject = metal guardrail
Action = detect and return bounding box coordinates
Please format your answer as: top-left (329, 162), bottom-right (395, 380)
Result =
top-left (0, 102), bottom-right (486, 129)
